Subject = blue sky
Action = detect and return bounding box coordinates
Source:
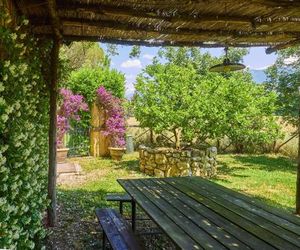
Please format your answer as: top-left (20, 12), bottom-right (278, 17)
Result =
top-left (102, 44), bottom-right (277, 98)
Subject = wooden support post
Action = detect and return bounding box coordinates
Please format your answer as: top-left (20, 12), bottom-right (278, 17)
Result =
top-left (47, 37), bottom-right (60, 226)
top-left (296, 88), bottom-right (300, 215)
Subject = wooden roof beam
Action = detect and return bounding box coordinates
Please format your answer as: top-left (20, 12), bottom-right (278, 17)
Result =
top-left (31, 17), bottom-right (300, 38)
top-left (54, 2), bottom-right (300, 26)
top-left (55, 2), bottom-right (252, 25)
top-left (36, 33), bottom-right (283, 48)
top-left (33, 25), bottom-right (292, 47)
top-left (266, 38), bottom-right (300, 54)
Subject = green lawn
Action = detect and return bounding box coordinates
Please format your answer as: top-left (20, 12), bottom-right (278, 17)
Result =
top-left (215, 154), bottom-right (296, 212)
top-left (47, 152), bottom-right (297, 249)
top-left (47, 153), bottom-right (145, 249)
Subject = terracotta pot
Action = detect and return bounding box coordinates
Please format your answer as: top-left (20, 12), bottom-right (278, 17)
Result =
top-left (108, 147), bottom-right (126, 161)
top-left (57, 148), bottom-right (69, 163)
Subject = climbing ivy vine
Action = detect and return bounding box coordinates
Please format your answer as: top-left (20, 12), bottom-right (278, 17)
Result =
top-left (0, 10), bottom-right (51, 249)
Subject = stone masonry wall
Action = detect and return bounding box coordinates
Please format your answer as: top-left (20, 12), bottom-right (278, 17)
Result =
top-left (139, 145), bottom-right (217, 178)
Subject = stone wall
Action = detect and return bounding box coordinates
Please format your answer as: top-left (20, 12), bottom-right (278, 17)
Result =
top-left (139, 145), bottom-right (217, 178)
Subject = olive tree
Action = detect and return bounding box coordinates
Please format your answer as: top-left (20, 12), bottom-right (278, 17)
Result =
top-left (133, 47), bottom-right (280, 151)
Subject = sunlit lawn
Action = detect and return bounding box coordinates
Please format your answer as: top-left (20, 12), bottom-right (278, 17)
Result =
top-left (48, 152), bottom-right (297, 249)
top-left (214, 154), bottom-right (296, 212)
top-left (62, 152), bottom-right (144, 217)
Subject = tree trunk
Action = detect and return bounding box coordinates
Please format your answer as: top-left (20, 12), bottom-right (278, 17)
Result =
top-left (174, 128), bottom-right (180, 149)
top-left (150, 129), bottom-right (154, 144)
top-left (275, 132), bottom-right (298, 153)
top-left (235, 142), bottom-right (244, 154)
top-left (272, 140), bottom-right (277, 153)
top-left (296, 104), bottom-right (300, 215)
top-left (47, 38), bottom-right (60, 227)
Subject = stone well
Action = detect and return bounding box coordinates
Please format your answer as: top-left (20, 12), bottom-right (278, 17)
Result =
top-left (139, 145), bottom-right (217, 178)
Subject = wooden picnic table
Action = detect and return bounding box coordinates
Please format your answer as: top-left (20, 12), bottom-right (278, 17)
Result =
top-left (118, 177), bottom-right (300, 250)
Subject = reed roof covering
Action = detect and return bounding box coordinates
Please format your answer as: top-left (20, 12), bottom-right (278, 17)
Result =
top-left (14, 0), bottom-right (300, 53)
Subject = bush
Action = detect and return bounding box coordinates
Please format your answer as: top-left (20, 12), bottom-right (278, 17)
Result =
top-left (64, 67), bottom-right (126, 155)
top-left (66, 67), bottom-right (125, 104)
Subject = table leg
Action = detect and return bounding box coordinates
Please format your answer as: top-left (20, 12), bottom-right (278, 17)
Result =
top-left (102, 230), bottom-right (106, 250)
top-left (119, 201), bottom-right (123, 215)
top-left (131, 200), bottom-right (136, 231)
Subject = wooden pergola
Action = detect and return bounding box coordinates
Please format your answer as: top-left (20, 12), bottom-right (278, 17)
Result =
top-left (14, 0), bottom-right (300, 52)
top-left (9, 0), bottom-right (300, 224)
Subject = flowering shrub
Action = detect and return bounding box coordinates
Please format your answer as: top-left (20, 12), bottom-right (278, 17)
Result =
top-left (57, 88), bottom-right (88, 148)
top-left (65, 68), bottom-right (126, 156)
top-left (0, 12), bottom-right (51, 249)
top-left (96, 86), bottom-right (126, 147)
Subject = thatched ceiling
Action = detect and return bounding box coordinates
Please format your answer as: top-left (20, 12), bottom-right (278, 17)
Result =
top-left (13, 0), bottom-right (300, 53)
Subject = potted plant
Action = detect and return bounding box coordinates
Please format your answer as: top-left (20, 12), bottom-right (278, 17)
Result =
top-left (97, 86), bottom-right (126, 161)
top-left (57, 88), bottom-right (88, 163)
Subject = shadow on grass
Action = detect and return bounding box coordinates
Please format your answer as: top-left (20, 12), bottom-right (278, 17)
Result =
top-left (52, 186), bottom-right (161, 250)
top-left (48, 188), bottom-right (134, 249)
top-left (58, 188), bottom-right (110, 218)
top-left (212, 154), bottom-right (296, 213)
top-left (246, 193), bottom-right (294, 213)
top-left (114, 158), bottom-right (140, 172)
top-left (213, 159), bottom-right (248, 181)
top-left (233, 155), bottom-right (296, 173)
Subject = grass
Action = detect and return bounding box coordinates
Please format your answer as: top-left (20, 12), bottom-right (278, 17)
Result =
top-left (47, 153), bottom-right (146, 249)
top-left (214, 154), bottom-right (296, 212)
top-left (47, 152), bottom-right (297, 249)
top-left (62, 153), bottom-right (144, 218)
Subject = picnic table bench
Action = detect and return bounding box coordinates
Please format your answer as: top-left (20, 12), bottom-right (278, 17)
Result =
top-left (105, 193), bottom-right (132, 215)
top-left (118, 176), bottom-right (300, 250)
top-left (96, 208), bottom-right (142, 250)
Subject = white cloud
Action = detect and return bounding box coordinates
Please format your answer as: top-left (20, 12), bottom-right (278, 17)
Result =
top-left (283, 56), bottom-right (298, 65)
top-left (125, 82), bottom-right (136, 98)
top-left (143, 54), bottom-right (154, 60)
top-left (121, 59), bottom-right (142, 68)
top-left (125, 74), bottom-right (135, 81)
top-left (247, 64), bottom-right (273, 70)
top-left (124, 74), bottom-right (137, 98)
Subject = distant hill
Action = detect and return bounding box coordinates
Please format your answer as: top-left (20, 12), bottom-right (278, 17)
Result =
top-left (250, 69), bottom-right (267, 83)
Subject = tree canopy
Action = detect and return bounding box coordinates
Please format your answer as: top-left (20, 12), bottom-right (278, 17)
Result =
top-left (60, 42), bottom-right (125, 103)
top-left (67, 67), bottom-right (125, 104)
top-left (265, 46), bottom-right (300, 127)
top-left (60, 42), bottom-right (106, 71)
top-left (133, 47), bottom-right (280, 152)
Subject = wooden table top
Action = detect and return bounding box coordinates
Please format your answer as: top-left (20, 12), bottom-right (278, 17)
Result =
top-left (118, 177), bottom-right (300, 250)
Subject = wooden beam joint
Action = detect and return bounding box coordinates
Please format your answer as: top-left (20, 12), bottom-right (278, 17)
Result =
top-left (266, 38), bottom-right (300, 54)
top-left (47, 0), bottom-right (62, 40)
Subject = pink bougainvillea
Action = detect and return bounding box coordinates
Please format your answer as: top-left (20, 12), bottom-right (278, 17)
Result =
top-left (97, 86), bottom-right (126, 147)
top-left (57, 88), bottom-right (88, 148)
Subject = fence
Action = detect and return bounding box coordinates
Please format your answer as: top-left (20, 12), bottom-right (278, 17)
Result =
top-left (66, 126), bottom-right (90, 157)
top-left (66, 117), bottom-right (299, 158)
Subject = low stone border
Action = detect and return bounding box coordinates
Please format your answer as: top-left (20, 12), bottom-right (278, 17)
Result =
top-left (139, 145), bottom-right (217, 178)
